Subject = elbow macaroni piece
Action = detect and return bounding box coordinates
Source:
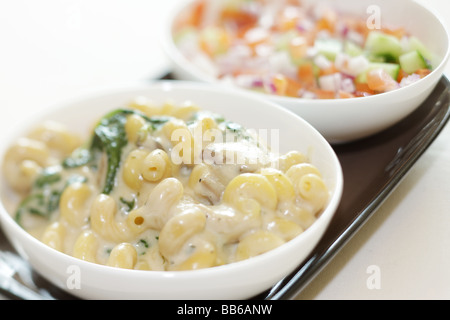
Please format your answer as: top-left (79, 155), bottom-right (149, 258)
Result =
top-left (73, 230), bottom-right (99, 263)
top-left (60, 182), bottom-right (93, 227)
top-left (3, 138), bottom-right (51, 192)
top-left (123, 149), bottom-right (149, 191)
top-left (260, 168), bottom-right (296, 202)
top-left (41, 222), bottom-right (66, 252)
top-left (235, 231), bottom-right (285, 261)
top-left (223, 173), bottom-right (277, 218)
top-left (6, 99), bottom-right (330, 271)
top-left (286, 163), bottom-right (322, 182)
top-left (28, 121), bottom-right (81, 156)
top-left (170, 237), bottom-right (217, 271)
top-left (141, 149), bottom-right (171, 182)
top-left (90, 194), bottom-right (133, 242)
top-left (163, 119), bottom-right (196, 165)
top-left (170, 101), bottom-right (200, 121)
top-left (159, 208), bottom-right (206, 258)
top-left (267, 218), bottom-right (303, 241)
top-left (297, 173), bottom-right (329, 213)
top-left (277, 151), bottom-right (307, 172)
top-left (107, 243), bottom-right (138, 269)
top-left (125, 114), bottom-right (147, 145)
top-left (127, 178), bottom-right (184, 233)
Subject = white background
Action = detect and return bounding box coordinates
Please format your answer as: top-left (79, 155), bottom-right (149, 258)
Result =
top-left (0, 0), bottom-right (448, 300)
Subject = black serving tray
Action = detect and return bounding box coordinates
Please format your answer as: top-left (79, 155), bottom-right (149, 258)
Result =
top-left (261, 75), bottom-right (450, 300)
top-left (0, 75), bottom-right (449, 300)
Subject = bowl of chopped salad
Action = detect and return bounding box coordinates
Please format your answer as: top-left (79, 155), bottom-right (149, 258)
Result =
top-left (163, 0), bottom-right (450, 143)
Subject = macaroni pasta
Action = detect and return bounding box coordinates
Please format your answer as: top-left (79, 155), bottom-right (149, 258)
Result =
top-left (3, 98), bottom-right (330, 271)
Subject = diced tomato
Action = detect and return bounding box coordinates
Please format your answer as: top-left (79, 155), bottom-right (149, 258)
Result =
top-left (285, 77), bottom-right (304, 97)
top-left (187, 0), bottom-right (206, 27)
top-left (397, 69), bottom-right (409, 82)
top-left (289, 37), bottom-right (308, 61)
top-left (312, 88), bottom-right (336, 99)
top-left (347, 19), bottom-right (371, 40)
top-left (272, 74), bottom-right (288, 96)
top-left (354, 82), bottom-right (375, 97)
top-left (415, 68), bottom-right (432, 78)
top-left (272, 75), bottom-right (304, 97)
top-left (382, 27), bottom-right (407, 39)
top-left (366, 69), bottom-right (399, 92)
top-left (221, 9), bottom-right (258, 38)
top-left (297, 63), bottom-right (317, 88)
top-left (316, 8), bottom-right (337, 33)
top-left (173, 0), bottom-right (205, 29)
top-left (338, 91), bottom-right (355, 99)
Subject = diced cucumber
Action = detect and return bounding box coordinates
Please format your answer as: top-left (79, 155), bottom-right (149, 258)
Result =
top-left (365, 53), bottom-right (391, 63)
top-left (399, 50), bottom-right (427, 74)
top-left (344, 41), bottom-right (363, 57)
top-left (365, 31), bottom-right (403, 61)
top-left (314, 38), bottom-right (343, 61)
top-left (408, 36), bottom-right (435, 65)
top-left (356, 62), bottom-right (400, 83)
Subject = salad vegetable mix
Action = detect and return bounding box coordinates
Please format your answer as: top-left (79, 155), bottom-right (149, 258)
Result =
top-left (174, 0), bottom-right (436, 99)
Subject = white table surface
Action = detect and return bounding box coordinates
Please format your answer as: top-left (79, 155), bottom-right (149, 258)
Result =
top-left (0, 0), bottom-right (448, 300)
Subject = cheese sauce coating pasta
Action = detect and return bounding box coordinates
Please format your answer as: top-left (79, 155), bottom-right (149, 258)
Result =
top-left (3, 98), bottom-right (329, 271)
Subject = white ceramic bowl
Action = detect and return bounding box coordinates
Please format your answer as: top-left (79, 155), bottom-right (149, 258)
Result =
top-left (162, 0), bottom-right (450, 143)
top-left (0, 81), bottom-right (343, 300)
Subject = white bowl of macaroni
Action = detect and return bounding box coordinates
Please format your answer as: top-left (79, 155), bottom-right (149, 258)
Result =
top-left (163, 0), bottom-right (450, 143)
top-left (0, 81), bottom-right (343, 299)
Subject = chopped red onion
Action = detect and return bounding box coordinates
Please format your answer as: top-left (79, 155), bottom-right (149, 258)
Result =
top-left (400, 74), bottom-right (421, 87)
top-left (319, 73), bottom-right (342, 92)
top-left (314, 54), bottom-right (333, 70)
